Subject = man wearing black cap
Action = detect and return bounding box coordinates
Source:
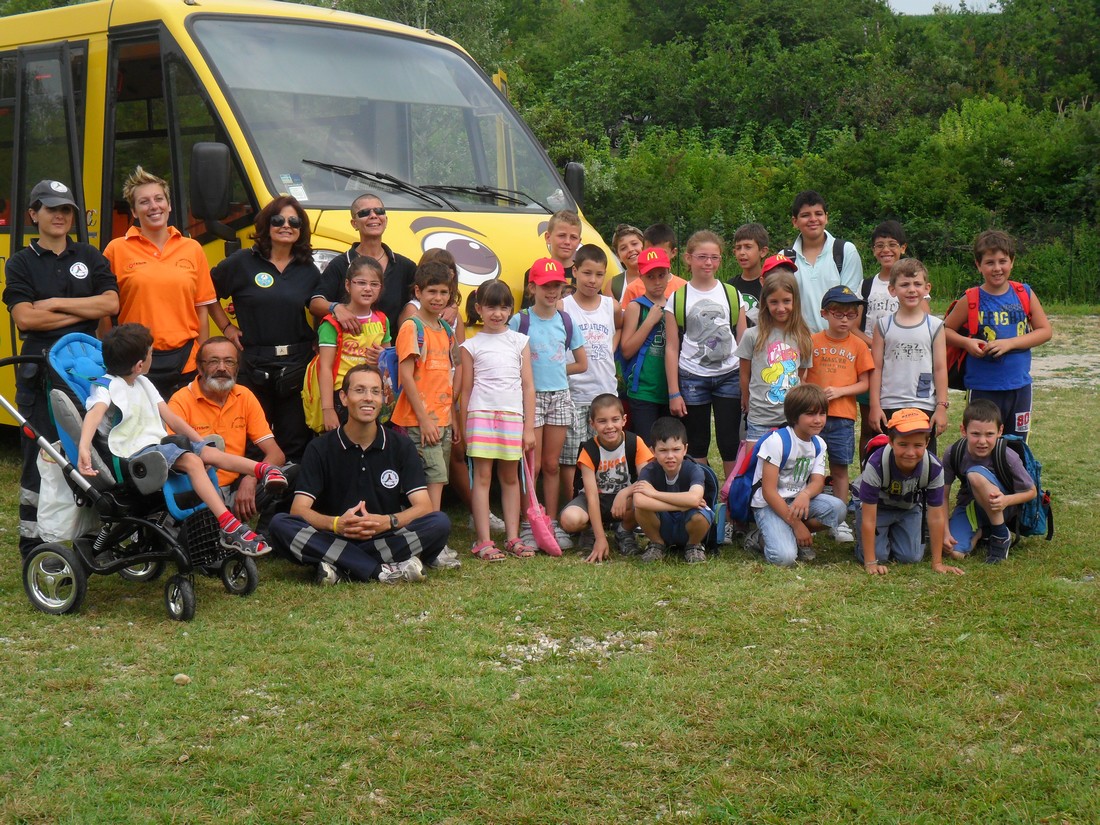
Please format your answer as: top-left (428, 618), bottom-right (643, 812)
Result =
top-left (2, 180), bottom-right (119, 557)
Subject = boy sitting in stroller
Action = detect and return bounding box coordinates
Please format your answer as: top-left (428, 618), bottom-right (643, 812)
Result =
top-left (78, 323), bottom-right (285, 557)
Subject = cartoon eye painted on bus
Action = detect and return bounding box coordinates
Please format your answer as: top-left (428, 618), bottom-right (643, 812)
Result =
top-left (410, 217), bottom-right (501, 287)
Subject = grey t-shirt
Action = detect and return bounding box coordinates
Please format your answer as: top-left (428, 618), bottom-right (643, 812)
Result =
top-left (734, 327), bottom-right (812, 427)
top-left (877, 313), bottom-right (943, 410)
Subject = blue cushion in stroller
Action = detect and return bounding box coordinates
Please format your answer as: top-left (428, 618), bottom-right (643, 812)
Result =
top-left (46, 332), bottom-right (218, 520)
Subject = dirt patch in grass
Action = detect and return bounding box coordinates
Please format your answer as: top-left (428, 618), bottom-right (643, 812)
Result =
top-left (1027, 314), bottom-right (1100, 388)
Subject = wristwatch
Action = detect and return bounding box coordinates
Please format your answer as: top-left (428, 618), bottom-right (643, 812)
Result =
top-left (389, 514), bottom-right (399, 530)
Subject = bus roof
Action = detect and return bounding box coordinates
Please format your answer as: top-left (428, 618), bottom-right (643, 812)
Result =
top-left (0, 0), bottom-right (460, 54)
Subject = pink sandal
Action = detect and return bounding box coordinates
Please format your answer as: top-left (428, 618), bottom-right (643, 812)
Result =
top-left (504, 537), bottom-right (536, 558)
top-left (471, 540), bottom-right (506, 562)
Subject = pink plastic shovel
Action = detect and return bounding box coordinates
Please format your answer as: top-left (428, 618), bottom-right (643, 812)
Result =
top-left (523, 450), bottom-right (561, 556)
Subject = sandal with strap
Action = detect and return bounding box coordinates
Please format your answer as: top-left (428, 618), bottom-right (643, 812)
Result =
top-left (471, 540), bottom-right (506, 562)
top-left (504, 537), bottom-right (536, 558)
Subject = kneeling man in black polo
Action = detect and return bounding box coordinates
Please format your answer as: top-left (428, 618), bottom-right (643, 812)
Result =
top-left (269, 364), bottom-right (453, 584)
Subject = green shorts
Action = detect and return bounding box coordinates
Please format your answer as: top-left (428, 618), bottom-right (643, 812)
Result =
top-left (404, 425), bottom-right (452, 485)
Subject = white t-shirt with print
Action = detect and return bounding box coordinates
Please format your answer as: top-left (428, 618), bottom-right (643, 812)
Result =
top-left (750, 426), bottom-right (827, 508)
top-left (668, 281), bottom-right (745, 378)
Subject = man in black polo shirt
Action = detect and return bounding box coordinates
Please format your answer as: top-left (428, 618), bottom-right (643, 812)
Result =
top-left (309, 193), bottom-right (416, 335)
top-left (2, 179), bottom-right (119, 558)
top-left (268, 364), bottom-right (454, 584)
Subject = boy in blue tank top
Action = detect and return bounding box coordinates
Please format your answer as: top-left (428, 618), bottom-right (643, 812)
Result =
top-left (943, 230), bottom-right (1051, 438)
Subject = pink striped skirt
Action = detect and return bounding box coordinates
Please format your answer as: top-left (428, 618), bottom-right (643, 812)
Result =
top-left (466, 410), bottom-right (523, 461)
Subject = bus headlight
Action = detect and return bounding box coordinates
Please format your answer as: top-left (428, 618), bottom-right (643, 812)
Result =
top-left (312, 248), bottom-right (341, 272)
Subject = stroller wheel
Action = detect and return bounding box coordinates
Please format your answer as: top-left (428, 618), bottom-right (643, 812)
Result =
top-left (119, 560), bottom-right (166, 583)
top-left (220, 556), bottom-right (259, 597)
top-left (24, 544), bottom-right (87, 615)
top-left (164, 575), bottom-right (196, 622)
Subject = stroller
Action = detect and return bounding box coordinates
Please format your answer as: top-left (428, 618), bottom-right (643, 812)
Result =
top-left (0, 333), bottom-right (260, 621)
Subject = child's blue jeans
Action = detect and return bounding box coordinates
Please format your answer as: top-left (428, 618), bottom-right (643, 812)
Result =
top-left (852, 500), bottom-right (923, 564)
top-left (753, 493), bottom-right (845, 567)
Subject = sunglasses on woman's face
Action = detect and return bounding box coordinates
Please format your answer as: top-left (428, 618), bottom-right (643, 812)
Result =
top-left (356, 207), bottom-right (386, 218)
top-left (270, 215), bottom-right (302, 228)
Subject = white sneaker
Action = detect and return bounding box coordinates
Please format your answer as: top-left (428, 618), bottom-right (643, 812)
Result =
top-left (314, 560), bottom-right (340, 586)
top-left (832, 522), bottom-right (855, 543)
top-left (519, 522), bottom-right (536, 548)
top-left (722, 519), bottom-right (735, 546)
top-left (552, 520), bottom-right (574, 550)
top-left (427, 544), bottom-right (462, 570)
top-left (378, 556), bottom-right (425, 584)
top-left (743, 526), bottom-right (764, 554)
top-left (468, 512), bottom-right (506, 534)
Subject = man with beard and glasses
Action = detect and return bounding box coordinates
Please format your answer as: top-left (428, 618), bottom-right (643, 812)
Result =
top-left (168, 336), bottom-right (287, 522)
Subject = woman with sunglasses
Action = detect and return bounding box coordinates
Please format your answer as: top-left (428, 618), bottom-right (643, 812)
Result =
top-left (212, 195), bottom-right (320, 461)
top-left (104, 166), bottom-right (221, 397)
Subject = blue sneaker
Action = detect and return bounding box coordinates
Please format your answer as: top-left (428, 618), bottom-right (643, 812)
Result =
top-left (986, 534), bottom-right (1010, 564)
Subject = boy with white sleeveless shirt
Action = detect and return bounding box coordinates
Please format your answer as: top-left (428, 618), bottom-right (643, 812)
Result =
top-left (561, 244), bottom-right (621, 499)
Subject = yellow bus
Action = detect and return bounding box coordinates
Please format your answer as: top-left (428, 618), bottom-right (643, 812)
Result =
top-left (0, 0), bottom-right (605, 418)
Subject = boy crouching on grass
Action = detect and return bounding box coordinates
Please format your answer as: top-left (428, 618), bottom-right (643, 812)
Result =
top-left (78, 323), bottom-right (285, 557)
top-left (855, 408), bottom-right (963, 576)
top-left (744, 383), bottom-right (846, 567)
top-left (633, 416), bottom-right (713, 565)
top-left (942, 399), bottom-right (1036, 564)
top-left (559, 394), bottom-right (653, 564)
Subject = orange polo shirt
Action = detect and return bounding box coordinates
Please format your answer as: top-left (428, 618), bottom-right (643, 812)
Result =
top-left (104, 226), bottom-right (217, 372)
top-left (168, 378), bottom-right (274, 487)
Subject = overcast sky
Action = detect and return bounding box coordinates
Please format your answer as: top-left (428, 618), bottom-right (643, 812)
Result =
top-left (889, 0), bottom-right (998, 13)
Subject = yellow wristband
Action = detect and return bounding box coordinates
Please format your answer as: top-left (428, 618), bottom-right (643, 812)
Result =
top-left (332, 516), bottom-right (340, 535)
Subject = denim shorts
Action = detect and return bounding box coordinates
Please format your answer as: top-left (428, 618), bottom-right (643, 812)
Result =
top-left (133, 439), bottom-right (207, 473)
top-left (947, 466), bottom-right (1013, 554)
top-left (820, 416), bottom-right (855, 466)
top-left (745, 418), bottom-right (783, 441)
top-left (679, 369), bottom-right (741, 406)
top-left (658, 506), bottom-right (714, 546)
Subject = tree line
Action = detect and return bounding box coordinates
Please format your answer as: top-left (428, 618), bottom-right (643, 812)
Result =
top-left (8, 0), bottom-right (1098, 300)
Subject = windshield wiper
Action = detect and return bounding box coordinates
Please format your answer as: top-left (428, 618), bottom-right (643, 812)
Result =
top-left (422, 184), bottom-right (550, 212)
top-left (301, 160), bottom-right (457, 210)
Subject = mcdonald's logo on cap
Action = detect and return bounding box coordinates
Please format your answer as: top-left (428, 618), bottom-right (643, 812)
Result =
top-left (637, 246), bottom-right (671, 275)
top-left (529, 256), bottom-right (568, 285)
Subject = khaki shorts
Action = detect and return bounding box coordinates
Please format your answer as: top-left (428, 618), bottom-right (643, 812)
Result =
top-left (404, 425), bottom-right (452, 485)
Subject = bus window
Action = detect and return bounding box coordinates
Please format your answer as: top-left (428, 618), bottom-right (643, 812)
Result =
top-left (20, 48), bottom-right (86, 236)
top-left (0, 55), bottom-right (15, 231)
top-left (165, 57), bottom-right (255, 235)
top-left (107, 36), bottom-right (254, 244)
top-left (108, 38), bottom-right (170, 241)
top-left (190, 18), bottom-right (572, 213)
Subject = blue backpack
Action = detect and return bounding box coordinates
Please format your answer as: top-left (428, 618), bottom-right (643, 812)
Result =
top-left (619, 296), bottom-right (659, 394)
top-left (724, 428), bottom-right (824, 524)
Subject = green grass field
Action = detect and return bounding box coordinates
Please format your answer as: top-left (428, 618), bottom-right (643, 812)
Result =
top-left (0, 317), bottom-right (1096, 823)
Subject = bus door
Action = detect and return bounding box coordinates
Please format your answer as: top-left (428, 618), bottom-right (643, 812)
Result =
top-left (103, 30), bottom-right (255, 248)
top-left (0, 42), bottom-right (86, 361)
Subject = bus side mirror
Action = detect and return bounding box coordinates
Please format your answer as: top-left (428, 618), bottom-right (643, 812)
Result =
top-left (565, 162), bottom-right (584, 211)
top-left (191, 142), bottom-right (231, 220)
top-left (190, 142), bottom-right (238, 252)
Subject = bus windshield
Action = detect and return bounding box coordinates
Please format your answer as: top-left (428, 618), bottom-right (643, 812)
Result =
top-left (190, 17), bottom-right (572, 213)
